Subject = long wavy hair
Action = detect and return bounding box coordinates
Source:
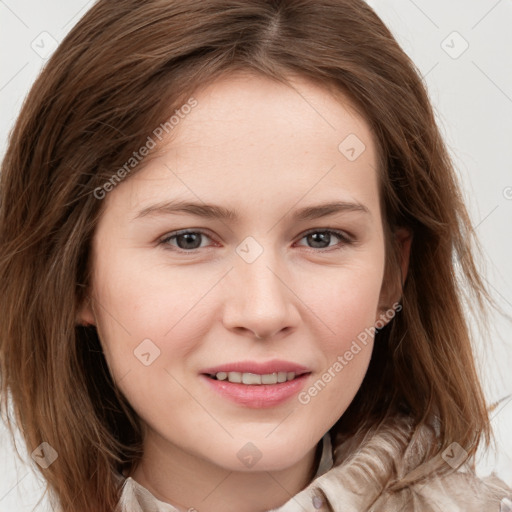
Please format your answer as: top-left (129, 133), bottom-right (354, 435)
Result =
top-left (0, 1), bottom-right (496, 510)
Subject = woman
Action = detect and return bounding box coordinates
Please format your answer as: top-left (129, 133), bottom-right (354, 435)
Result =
top-left (1, 1), bottom-right (510, 511)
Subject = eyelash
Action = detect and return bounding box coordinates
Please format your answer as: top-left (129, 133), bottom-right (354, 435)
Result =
top-left (158, 228), bottom-right (353, 254)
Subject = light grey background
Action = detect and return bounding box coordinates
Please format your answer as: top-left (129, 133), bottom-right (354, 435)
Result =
top-left (1, 0), bottom-right (511, 510)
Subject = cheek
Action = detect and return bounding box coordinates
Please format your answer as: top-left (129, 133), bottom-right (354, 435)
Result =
top-left (293, 254), bottom-right (385, 414)
top-left (93, 242), bottom-right (216, 333)
top-left (89, 253), bottom-right (212, 383)
top-left (90, 263), bottom-right (210, 432)
top-left (304, 256), bottom-right (385, 349)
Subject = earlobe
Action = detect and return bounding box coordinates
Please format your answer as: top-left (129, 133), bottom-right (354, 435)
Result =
top-left (76, 297), bottom-right (96, 327)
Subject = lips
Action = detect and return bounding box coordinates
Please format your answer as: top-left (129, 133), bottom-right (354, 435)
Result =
top-left (199, 359), bottom-right (311, 407)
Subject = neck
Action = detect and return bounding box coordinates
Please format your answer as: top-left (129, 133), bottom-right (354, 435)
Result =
top-left (128, 431), bottom-right (322, 512)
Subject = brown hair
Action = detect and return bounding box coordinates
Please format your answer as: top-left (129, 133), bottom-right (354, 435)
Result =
top-left (0, 1), bottom-right (495, 510)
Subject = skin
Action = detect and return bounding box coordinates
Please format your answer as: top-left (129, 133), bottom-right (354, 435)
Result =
top-left (79, 71), bottom-right (411, 512)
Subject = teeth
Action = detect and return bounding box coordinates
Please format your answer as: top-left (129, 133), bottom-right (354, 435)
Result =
top-left (214, 371), bottom-right (297, 384)
top-left (261, 373), bottom-right (277, 384)
top-left (242, 373), bottom-right (261, 385)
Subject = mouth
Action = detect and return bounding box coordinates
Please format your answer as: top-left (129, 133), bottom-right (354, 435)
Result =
top-left (199, 360), bottom-right (312, 407)
top-left (199, 361), bottom-right (312, 408)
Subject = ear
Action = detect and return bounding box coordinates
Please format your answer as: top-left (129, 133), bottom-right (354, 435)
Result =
top-left (395, 226), bottom-right (412, 288)
top-left (76, 296), bottom-right (96, 327)
top-left (376, 226), bottom-right (412, 322)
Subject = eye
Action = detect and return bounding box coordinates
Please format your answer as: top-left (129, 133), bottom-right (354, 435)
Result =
top-left (159, 229), bottom-right (215, 252)
top-left (295, 229), bottom-right (352, 251)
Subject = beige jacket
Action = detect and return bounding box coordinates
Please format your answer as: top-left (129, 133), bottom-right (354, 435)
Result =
top-left (116, 415), bottom-right (512, 511)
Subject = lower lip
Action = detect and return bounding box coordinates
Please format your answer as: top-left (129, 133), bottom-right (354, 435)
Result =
top-left (200, 373), bottom-right (310, 408)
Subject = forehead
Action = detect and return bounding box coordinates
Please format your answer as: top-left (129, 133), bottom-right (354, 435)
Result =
top-left (104, 71), bottom-right (381, 222)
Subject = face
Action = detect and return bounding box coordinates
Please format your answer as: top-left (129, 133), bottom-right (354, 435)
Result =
top-left (80, 71), bottom-right (404, 473)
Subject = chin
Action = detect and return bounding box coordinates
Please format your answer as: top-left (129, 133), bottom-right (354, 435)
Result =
top-left (206, 436), bottom-right (314, 473)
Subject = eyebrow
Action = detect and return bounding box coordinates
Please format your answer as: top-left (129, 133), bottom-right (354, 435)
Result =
top-left (133, 199), bottom-right (370, 222)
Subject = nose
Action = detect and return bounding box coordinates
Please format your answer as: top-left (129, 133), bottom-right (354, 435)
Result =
top-left (222, 250), bottom-right (300, 340)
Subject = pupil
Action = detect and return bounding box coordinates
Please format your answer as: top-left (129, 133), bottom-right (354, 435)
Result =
top-left (178, 233), bottom-right (201, 249)
top-left (308, 232), bottom-right (329, 248)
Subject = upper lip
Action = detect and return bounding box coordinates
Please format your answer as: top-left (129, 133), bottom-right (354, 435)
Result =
top-left (201, 359), bottom-right (311, 376)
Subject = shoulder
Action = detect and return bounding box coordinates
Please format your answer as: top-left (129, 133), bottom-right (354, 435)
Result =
top-left (371, 465), bottom-right (511, 511)
top-left (317, 414), bottom-right (512, 511)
